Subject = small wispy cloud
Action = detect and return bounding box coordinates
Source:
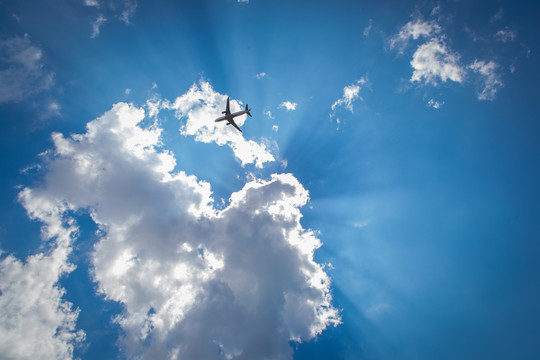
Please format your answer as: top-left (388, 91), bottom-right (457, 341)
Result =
top-left (363, 19), bottom-right (373, 37)
top-left (41, 101), bottom-right (62, 118)
top-left (279, 101), bottom-right (297, 111)
top-left (264, 108), bottom-right (274, 119)
top-left (490, 8), bottom-right (504, 23)
top-left (87, 0), bottom-right (137, 37)
top-left (365, 303), bottom-right (391, 318)
top-left (469, 60), bottom-right (503, 101)
top-left (352, 220), bottom-right (370, 228)
top-left (389, 19), bottom-right (440, 53)
top-left (427, 99), bottom-right (444, 109)
top-left (495, 28), bottom-right (516, 43)
top-left (91, 15), bottom-right (107, 38)
top-left (272, 125), bottom-right (279, 132)
top-left (255, 72), bottom-right (267, 79)
top-left (0, 34), bottom-right (55, 103)
top-left (331, 78), bottom-right (366, 113)
top-left (120, 0), bottom-right (138, 24)
top-left (84, 0), bottom-right (99, 7)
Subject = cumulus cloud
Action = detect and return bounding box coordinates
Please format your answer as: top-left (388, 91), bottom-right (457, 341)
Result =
top-left (469, 60), bottom-right (503, 100)
top-left (0, 34), bottom-right (55, 103)
top-left (410, 38), bottom-right (464, 85)
top-left (91, 15), bottom-right (107, 38)
top-left (331, 78), bottom-right (366, 113)
top-left (169, 81), bottom-right (275, 168)
top-left (0, 190), bottom-right (84, 359)
top-left (279, 101), bottom-right (297, 111)
top-left (17, 95), bottom-right (339, 358)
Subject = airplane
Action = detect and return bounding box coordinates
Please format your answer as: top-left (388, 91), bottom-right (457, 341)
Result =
top-left (214, 97), bottom-right (252, 133)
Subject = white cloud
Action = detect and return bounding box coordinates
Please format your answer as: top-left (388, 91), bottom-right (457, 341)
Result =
top-left (365, 303), bottom-right (391, 319)
top-left (352, 220), bottom-right (370, 228)
top-left (91, 15), bottom-right (107, 38)
top-left (255, 72), bottom-right (267, 79)
top-left (0, 34), bottom-right (55, 103)
top-left (272, 125), bottom-right (279, 132)
top-left (84, 0), bottom-right (99, 7)
top-left (0, 190), bottom-right (84, 359)
top-left (279, 101), bottom-right (297, 111)
top-left (170, 81), bottom-right (275, 168)
top-left (87, 1), bottom-right (137, 37)
top-left (237, 0), bottom-right (249, 3)
top-left (17, 99), bottom-right (340, 359)
top-left (363, 19), bottom-right (373, 37)
top-left (410, 39), bottom-right (464, 85)
top-left (120, 0), bottom-right (138, 24)
top-left (490, 8), bottom-right (504, 23)
top-left (469, 60), bottom-right (503, 100)
top-left (427, 98), bottom-right (444, 109)
top-left (40, 101), bottom-right (62, 119)
top-left (389, 19), bottom-right (440, 52)
top-left (264, 107), bottom-right (274, 119)
top-left (331, 78), bottom-right (366, 113)
top-left (495, 28), bottom-right (516, 43)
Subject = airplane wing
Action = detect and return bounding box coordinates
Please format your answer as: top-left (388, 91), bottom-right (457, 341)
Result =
top-left (225, 97), bottom-right (231, 116)
top-left (229, 119), bottom-right (242, 133)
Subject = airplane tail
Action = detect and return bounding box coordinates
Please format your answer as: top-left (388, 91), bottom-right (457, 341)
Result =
top-left (245, 104), bottom-right (252, 117)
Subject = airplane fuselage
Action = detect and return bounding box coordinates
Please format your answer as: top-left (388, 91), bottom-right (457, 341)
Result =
top-left (215, 97), bottom-right (251, 133)
top-left (215, 110), bottom-right (248, 123)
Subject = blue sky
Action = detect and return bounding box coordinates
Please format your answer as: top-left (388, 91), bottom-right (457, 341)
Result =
top-left (1, 0), bottom-right (539, 359)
